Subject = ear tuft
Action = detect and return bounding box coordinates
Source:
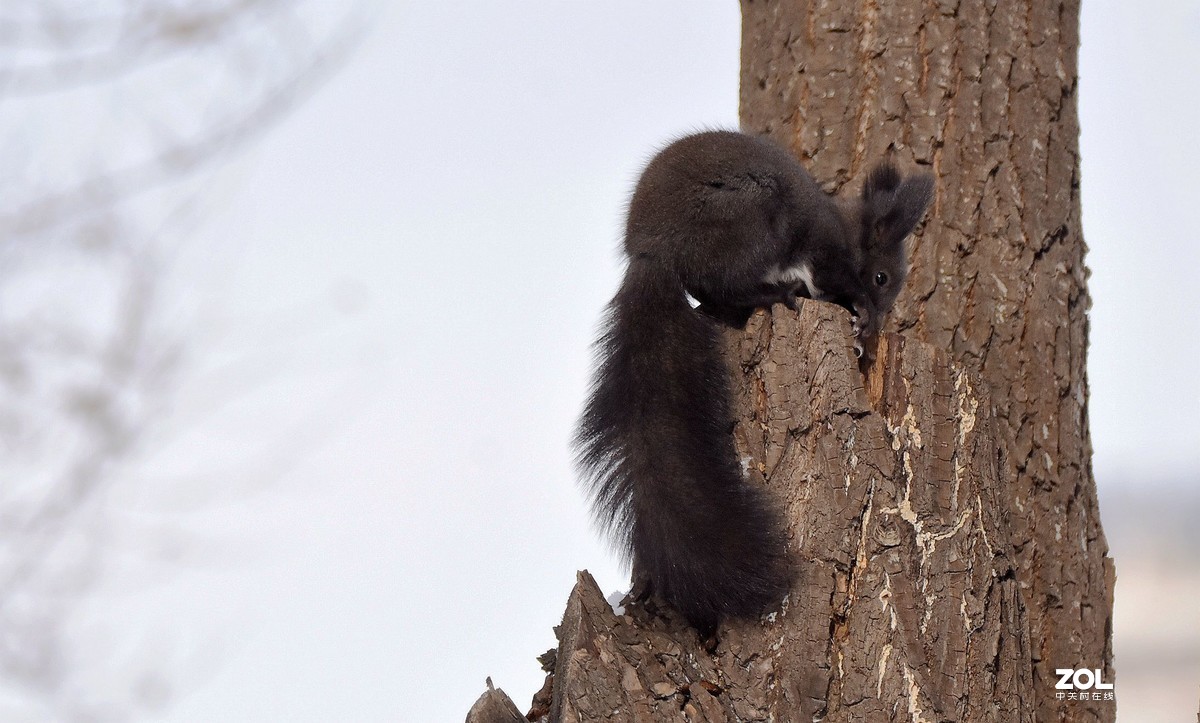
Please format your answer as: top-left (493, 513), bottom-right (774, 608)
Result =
top-left (863, 163), bottom-right (902, 200)
top-left (896, 174), bottom-right (935, 220)
top-left (864, 164), bottom-right (934, 249)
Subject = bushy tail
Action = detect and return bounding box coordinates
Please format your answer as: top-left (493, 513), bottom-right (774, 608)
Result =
top-left (575, 259), bottom-right (791, 631)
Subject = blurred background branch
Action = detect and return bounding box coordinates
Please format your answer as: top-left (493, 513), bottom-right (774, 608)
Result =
top-left (0, 1), bottom-right (369, 718)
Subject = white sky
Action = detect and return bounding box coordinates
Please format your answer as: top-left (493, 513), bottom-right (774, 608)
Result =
top-left (6, 1), bottom-right (1196, 721)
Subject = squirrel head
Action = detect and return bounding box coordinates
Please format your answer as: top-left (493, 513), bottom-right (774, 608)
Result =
top-left (839, 163), bottom-right (935, 339)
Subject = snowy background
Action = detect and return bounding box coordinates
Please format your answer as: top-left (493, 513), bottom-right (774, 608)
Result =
top-left (0, 2), bottom-right (1196, 721)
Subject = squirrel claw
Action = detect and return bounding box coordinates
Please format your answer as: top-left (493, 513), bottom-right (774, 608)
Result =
top-left (852, 303), bottom-right (870, 326)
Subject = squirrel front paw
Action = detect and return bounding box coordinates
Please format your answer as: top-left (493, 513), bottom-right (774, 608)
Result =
top-left (850, 302), bottom-right (873, 359)
top-left (851, 303), bottom-right (871, 333)
top-left (782, 290), bottom-right (800, 311)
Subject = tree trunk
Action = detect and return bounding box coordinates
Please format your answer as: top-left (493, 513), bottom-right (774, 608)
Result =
top-left (741, 0), bottom-right (1114, 719)
top-left (473, 2), bottom-right (1113, 721)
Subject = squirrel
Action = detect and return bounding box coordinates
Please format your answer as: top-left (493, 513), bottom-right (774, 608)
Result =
top-left (575, 130), bottom-right (934, 632)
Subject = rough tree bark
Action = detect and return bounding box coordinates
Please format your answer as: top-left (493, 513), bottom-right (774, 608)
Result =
top-left (741, 0), bottom-right (1115, 719)
top-left (471, 1), bottom-right (1113, 721)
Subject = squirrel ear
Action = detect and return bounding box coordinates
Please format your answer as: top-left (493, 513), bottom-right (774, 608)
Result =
top-left (863, 164), bottom-right (934, 248)
top-left (863, 163), bottom-right (902, 200)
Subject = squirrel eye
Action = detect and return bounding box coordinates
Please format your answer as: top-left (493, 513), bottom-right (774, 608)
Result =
top-left (874, 271), bottom-right (889, 286)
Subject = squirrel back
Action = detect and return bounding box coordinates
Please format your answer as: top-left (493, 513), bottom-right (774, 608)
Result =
top-left (577, 130), bottom-right (933, 631)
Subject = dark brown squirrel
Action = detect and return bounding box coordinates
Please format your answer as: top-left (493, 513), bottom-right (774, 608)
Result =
top-left (575, 130), bottom-right (934, 632)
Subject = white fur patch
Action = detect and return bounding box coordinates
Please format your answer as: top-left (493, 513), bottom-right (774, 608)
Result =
top-left (684, 290), bottom-right (702, 309)
top-left (764, 262), bottom-right (820, 298)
